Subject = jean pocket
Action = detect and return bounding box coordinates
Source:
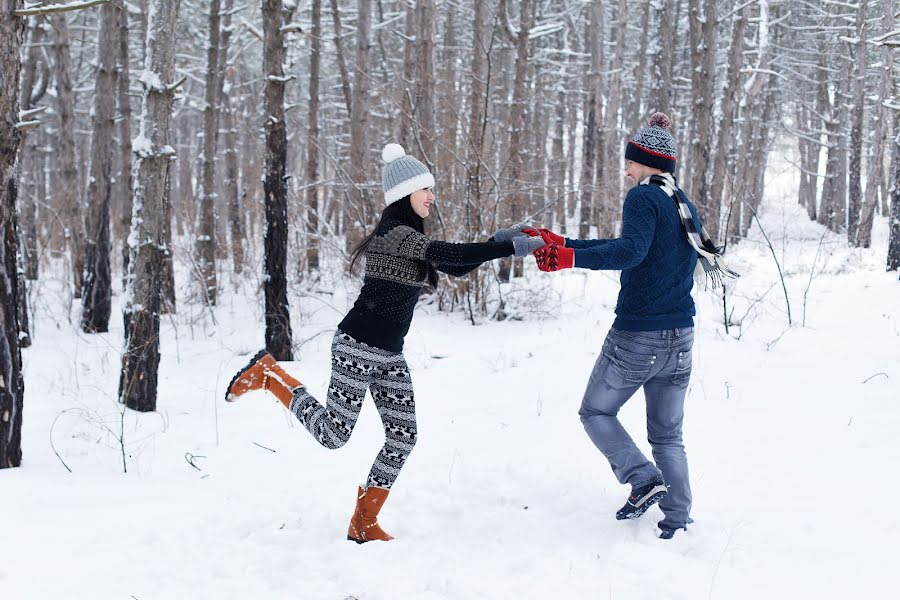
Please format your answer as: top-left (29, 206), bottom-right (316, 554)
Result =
top-left (605, 344), bottom-right (655, 388)
top-left (671, 347), bottom-right (693, 385)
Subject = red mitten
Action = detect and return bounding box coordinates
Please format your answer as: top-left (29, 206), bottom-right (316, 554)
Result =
top-left (522, 227), bottom-right (565, 247)
top-left (533, 243), bottom-right (574, 272)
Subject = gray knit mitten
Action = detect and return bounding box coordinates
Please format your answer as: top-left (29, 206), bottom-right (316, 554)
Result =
top-left (490, 224), bottom-right (530, 243)
top-left (512, 235), bottom-right (546, 258)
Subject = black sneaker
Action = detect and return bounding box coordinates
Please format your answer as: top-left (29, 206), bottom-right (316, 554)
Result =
top-left (615, 477), bottom-right (667, 520)
top-left (658, 527), bottom-right (678, 540)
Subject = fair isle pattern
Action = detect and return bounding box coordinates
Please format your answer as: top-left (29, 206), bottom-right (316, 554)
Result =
top-left (369, 225), bottom-right (430, 261)
top-left (363, 253), bottom-right (423, 286)
top-left (630, 126), bottom-right (677, 159)
top-left (365, 225), bottom-right (431, 286)
top-left (289, 330), bottom-right (417, 489)
top-left (641, 173), bottom-right (740, 289)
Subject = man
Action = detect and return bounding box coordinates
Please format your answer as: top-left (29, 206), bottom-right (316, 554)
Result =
top-left (529, 113), bottom-right (736, 539)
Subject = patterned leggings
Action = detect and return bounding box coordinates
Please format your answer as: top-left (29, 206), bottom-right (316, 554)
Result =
top-left (289, 330), bottom-right (417, 489)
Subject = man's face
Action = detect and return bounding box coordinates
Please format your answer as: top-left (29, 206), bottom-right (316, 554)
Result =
top-left (625, 160), bottom-right (650, 184)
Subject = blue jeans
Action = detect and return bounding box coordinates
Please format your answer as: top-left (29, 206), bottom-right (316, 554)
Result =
top-left (579, 327), bottom-right (694, 530)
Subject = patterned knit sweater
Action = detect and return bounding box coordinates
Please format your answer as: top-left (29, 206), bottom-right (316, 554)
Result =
top-left (567, 184), bottom-right (702, 331)
top-left (338, 219), bottom-right (514, 352)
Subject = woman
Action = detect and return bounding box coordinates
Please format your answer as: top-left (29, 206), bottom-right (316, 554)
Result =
top-left (225, 143), bottom-right (544, 543)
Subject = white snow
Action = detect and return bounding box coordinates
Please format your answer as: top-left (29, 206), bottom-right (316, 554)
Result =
top-left (131, 133), bottom-right (152, 156)
top-left (138, 69), bottom-right (164, 91)
top-left (1, 150), bottom-right (898, 599)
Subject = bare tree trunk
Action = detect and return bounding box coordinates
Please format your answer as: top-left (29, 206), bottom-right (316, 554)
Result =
top-left (222, 96), bottom-right (242, 273)
top-left (707, 6), bottom-right (748, 243)
top-left (18, 18), bottom-right (45, 282)
top-left (81, 1), bottom-right (119, 333)
top-left (414, 0), bottom-right (436, 167)
top-left (630, 1), bottom-right (651, 134)
top-left (819, 67), bottom-right (849, 233)
top-left (329, 0), bottom-right (353, 118)
top-left (398, 1), bottom-right (416, 149)
top-left (219, 0), bottom-right (242, 273)
top-left (119, 0), bottom-right (181, 413)
top-left (687, 0), bottom-right (717, 228)
top-left (578, 0), bottom-right (601, 240)
top-left (505, 0), bottom-right (531, 279)
top-left (262, 0), bottom-right (293, 360)
top-left (649, 0), bottom-right (672, 115)
top-left (887, 126), bottom-right (900, 271)
top-left (859, 0), bottom-right (888, 248)
top-left (305, 0), bottom-right (321, 274)
top-left (115, 2), bottom-right (133, 288)
top-left (465, 0), bottom-right (488, 236)
top-left (436, 10), bottom-right (458, 203)
top-left (348, 0), bottom-right (372, 224)
top-left (0, 0), bottom-right (26, 469)
top-left (50, 14), bottom-right (83, 296)
top-left (196, 0), bottom-right (221, 306)
top-left (847, 0), bottom-right (867, 246)
top-left (597, 0), bottom-right (626, 238)
top-left (816, 54), bottom-right (836, 229)
top-left (552, 87), bottom-right (567, 233)
top-left (797, 102), bottom-right (818, 221)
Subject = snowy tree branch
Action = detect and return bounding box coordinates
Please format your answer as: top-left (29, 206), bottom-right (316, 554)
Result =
top-left (14, 0), bottom-right (110, 17)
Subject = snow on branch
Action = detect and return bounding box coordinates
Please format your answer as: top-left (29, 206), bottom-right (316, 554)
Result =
top-left (718, 0), bottom-right (756, 23)
top-left (15, 0), bottom-right (110, 17)
top-left (872, 29), bottom-right (900, 44)
top-left (739, 67), bottom-right (789, 82)
top-left (528, 22), bottom-right (564, 40)
top-left (19, 106), bottom-right (47, 120)
top-left (223, 3), bottom-right (248, 17)
top-left (138, 69), bottom-right (187, 93)
top-left (240, 18), bottom-right (264, 42)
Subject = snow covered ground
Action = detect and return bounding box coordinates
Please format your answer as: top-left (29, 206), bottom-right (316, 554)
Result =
top-left (2, 158), bottom-right (898, 599)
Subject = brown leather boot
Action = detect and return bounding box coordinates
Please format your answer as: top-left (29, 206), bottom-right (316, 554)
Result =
top-left (225, 350), bottom-right (302, 408)
top-left (347, 485), bottom-right (394, 543)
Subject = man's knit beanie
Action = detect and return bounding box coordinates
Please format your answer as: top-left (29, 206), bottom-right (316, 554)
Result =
top-left (625, 112), bottom-right (677, 173)
top-left (382, 143), bottom-right (435, 204)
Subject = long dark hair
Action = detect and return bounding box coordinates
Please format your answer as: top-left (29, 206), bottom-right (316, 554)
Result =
top-left (349, 195), bottom-right (439, 287)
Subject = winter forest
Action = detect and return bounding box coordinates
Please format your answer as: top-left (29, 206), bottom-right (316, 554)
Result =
top-left (1, 0), bottom-right (898, 598)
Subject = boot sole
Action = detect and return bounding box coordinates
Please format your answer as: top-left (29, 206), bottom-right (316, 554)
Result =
top-left (347, 535), bottom-right (366, 544)
top-left (224, 349), bottom-right (269, 402)
top-left (615, 490), bottom-right (667, 521)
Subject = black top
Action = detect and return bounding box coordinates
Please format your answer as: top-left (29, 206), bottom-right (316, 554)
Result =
top-left (338, 218), bottom-right (513, 352)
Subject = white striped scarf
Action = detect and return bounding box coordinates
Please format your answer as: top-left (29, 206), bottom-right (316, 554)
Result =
top-left (641, 172), bottom-right (740, 289)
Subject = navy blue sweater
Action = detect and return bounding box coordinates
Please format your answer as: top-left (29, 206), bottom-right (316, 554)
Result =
top-left (567, 184), bottom-right (701, 331)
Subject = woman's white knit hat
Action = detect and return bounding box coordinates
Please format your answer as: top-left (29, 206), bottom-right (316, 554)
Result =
top-left (382, 143), bottom-right (435, 205)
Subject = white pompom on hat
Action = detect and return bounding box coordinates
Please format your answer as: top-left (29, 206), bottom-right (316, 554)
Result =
top-left (382, 143), bottom-right (406, 163)
top-left (381, 143), bottom-right (435, 205)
